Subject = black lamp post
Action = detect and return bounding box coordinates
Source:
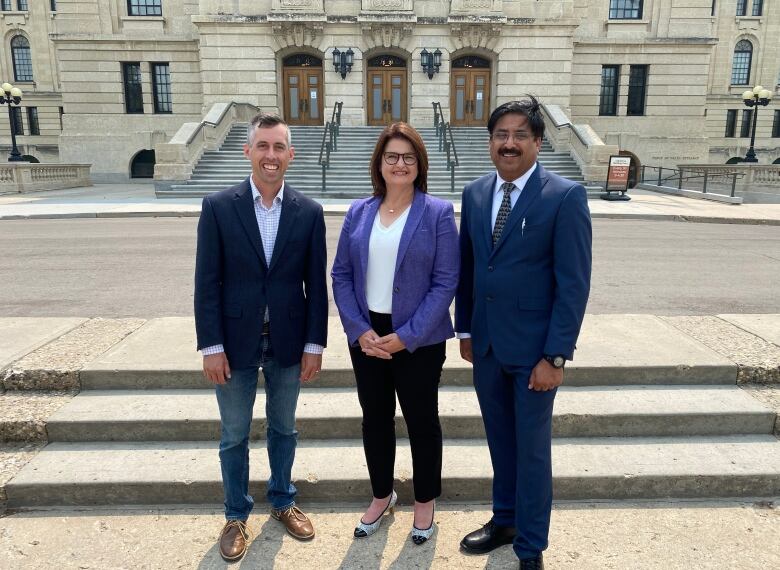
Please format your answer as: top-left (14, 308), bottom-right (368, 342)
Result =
top-left (741, 84), bottom-right (773, 163)
top-left (332, 48), bottom-right (354, 79)
top-left (420, 48), bottom-right (442, 79)
top-left (0, 82), bottom-right (24, 162)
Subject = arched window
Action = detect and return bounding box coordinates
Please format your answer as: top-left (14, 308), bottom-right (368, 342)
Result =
top-left (11, 35), bottom-right (32, 81)
top-left (731, 40), bottom-right (752, 85)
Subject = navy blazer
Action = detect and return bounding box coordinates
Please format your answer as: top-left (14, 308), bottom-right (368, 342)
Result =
top-left (455, 164), bottom-right (592, 365)
top-left (194, 178), bottom-right (328, 369)
top-left (332, 190), bottom-right (459, 353)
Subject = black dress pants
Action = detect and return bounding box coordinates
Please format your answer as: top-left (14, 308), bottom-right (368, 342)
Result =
top-left (349, 311), bottom-right (446, 502)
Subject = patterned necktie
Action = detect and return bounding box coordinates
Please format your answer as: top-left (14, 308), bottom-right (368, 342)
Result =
top-left (492, 182), bottom-right (516, 247)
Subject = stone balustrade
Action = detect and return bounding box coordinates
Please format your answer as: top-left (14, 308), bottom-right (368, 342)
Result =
top-left (0, 163), bottom-right (92, 194)
top-left (680, 164), bottom-right (780, 187)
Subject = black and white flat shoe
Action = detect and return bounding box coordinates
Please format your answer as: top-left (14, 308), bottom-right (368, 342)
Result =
top-left (354, 490), bottom-right (397, 538)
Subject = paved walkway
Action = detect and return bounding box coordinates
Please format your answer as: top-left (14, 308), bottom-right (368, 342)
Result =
top-left (2, 184), bottom-right (780, 224)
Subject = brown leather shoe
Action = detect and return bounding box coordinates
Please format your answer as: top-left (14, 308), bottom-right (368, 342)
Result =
top-left (271, 505), bottom-right (315, 540)
top-left (219, 520), bottom-right (250, 562)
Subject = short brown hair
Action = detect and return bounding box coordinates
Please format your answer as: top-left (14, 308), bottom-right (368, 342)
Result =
top-left (369, 122), bottom-right (429, 196)
top-left (247, 113), bottom-right (291, 147)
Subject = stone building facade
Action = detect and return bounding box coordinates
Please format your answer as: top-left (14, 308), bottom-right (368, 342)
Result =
top-left (0, 0), bottom-right (777, 182)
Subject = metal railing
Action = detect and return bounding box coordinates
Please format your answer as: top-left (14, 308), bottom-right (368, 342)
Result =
top-left (640, 165), bottom-right (744, 197)
top-left (317, 101), bottom-right (343, 193)
top-left (432, 102), bottom-right (460, 193)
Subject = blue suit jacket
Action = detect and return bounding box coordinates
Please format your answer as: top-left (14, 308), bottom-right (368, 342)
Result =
top-left (194, 178), bottom-right (328, 369)
top-left (332, 190), bottom-right (459, 353)
top-left (455, 164), bottom-right (592, 365)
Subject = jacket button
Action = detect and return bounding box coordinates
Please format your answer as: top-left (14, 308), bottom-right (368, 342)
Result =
top-left (394, 287), bottom-right (400, 293)
top-left (486, 295), bottom-right (494, 301)
top-left (488, 266), bottom-right (494, 271)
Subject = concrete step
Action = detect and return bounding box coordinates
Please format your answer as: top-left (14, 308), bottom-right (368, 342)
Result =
top-left (45, 385), bottom-right (775, 443)
top-left (7, 435), bottom-right (779, 506)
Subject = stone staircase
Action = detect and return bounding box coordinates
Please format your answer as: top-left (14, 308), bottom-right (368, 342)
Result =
top-left (156, 125), bottom-right (596, 199)
top-left (5, 315), bottom-right (779, 508)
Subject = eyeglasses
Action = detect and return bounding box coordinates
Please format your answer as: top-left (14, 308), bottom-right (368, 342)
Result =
top-left (491, 131), bottom-right (533, 143)
top-left (383, 152), bottom-right (418, 165)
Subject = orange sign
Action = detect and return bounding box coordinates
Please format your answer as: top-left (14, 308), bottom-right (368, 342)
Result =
top-left (606, 156), bottom-right (631, 192)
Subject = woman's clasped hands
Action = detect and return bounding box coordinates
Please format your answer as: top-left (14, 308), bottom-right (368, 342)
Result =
top-left (358, 329), bottom-right (407, 359)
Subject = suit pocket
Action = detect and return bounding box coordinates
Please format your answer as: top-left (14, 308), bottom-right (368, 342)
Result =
top-left (223, 305), bottom-right (242, 318)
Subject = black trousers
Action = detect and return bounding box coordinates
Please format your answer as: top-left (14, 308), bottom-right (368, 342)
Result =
top-left (349, 311), bottom-right (446, 502)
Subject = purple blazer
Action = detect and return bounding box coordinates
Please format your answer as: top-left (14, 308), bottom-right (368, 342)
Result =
top-left (331, 190), bottom-right (459, 353)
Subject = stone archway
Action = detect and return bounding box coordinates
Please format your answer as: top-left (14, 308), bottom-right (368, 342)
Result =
top-left (130, 150), bottom-right (156, 179)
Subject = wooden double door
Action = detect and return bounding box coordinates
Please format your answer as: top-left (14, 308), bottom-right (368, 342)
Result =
top-left (451, 62), bottom-right (491, 127)
top-left (367, 67), bottom-right (407, 126)
top-left (283, 66), bottom-right (324, 126)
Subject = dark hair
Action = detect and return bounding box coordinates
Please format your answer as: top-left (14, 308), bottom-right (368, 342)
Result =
top-left (369, 122), bottom-right (429, 196)
top-left (487, 96), bottom-right (544, 140)
top-left (247, 113), bottom-right (291, 146)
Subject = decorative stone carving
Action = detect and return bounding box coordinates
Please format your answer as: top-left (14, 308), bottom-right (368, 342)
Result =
top-left (271, 21), bottom-right (325, 47)
top-left (272, 0), bottom-right (323, 11)
top-left (451, 0), bottom-right (502, 13)
top-left (362, 0), bottom-right (413, 11)
top-left (450, 23), bottom-right (502, 49)
top-left (361, 23), bottom-right (414, 49)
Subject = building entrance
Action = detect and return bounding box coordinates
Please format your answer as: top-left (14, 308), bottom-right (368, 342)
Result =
top-left (282, 54), bottom-right (324, 126)
top-left (367, 55), bottom-right (407, 126)
top-left (451, 56), bottom-right (491, 127)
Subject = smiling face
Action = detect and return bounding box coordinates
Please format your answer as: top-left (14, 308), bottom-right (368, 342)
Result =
top-left (489, 112), bottom-right (542, 182)
top-left (243, 123), bottom-right (294, 192)
top-left (380, 136), bottom-right (419, 192)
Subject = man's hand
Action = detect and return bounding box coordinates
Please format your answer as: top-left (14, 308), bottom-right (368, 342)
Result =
top-left (300, 352), bottom-right (322, 383)
top-left (374, 333), bottom-right (406, 355)
top-left (460, 338), bottom-right (473, 364)
top-left (359, 329), bottom-right (392, 360)
top-left (203, 353), bottom-right (231, 385)
top-left (528, 358), bottom-right (563, 391)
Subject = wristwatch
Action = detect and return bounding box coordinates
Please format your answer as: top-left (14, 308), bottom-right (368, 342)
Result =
top-left (543, 354), bottom-right (566, 369)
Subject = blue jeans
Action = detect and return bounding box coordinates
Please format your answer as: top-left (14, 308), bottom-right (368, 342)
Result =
top-left (215, 335), bottom-right (301, 520)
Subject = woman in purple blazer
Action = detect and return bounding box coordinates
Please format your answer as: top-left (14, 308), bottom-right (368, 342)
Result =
top-left (332, 123), bottom-right (459, 544)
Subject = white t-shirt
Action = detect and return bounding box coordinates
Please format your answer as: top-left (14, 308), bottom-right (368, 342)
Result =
top-left (366, 207), bottom-right (410, 313)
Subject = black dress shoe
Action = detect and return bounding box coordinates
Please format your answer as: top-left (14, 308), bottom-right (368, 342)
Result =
top-left (460, 520), bottom-right (515, 554)
top-left (519, 554), bottom-right (544, 570)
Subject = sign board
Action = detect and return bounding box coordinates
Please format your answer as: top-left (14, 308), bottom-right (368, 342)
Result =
top-left (601, 155), bottom-right (632, 201)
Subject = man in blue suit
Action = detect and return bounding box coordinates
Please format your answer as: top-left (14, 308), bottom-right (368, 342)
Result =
top-left (194, 114), bottom-right (327, 562)
top-left (456, 98), bottom-right (592, 569)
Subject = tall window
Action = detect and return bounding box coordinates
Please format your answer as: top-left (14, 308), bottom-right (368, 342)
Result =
top-left (725, 110), bottom-right (737, 137)
top-left (609, 0), bottom-right (643, 19)
top-left (627, 65), bottom-right (648, 116)
top-left (736, 0), bottom-right (747, 15)
top-left (731, 40), bottom-right (752, 85)
top-left (740, 109), bottom-right (753, 137)
top-left (151, 63), bottom-right (172, 113)
top-left (10, 106), bottom-right (23, 135)
top-left (127, 1), bottom-right (162, 16)
top-left (599, 65), bottom-right (620, 116)
top-left (772, 110), bottom-right (780, 138)
top-left (122, 62), bottom-right (144, 114)
top-left (50, 0), bottom-right (57, 11)
top-left (26, 107), bottom-right (39, 135)
top-left (16, 0), bottom-right (27, 10)
top-left (0, 1), bottom-right (11, 11)
top-left (11, 36), bottom-right (33, 82)
top-left (752, 0), bottom-right (763, 16)
top-left (711, 0), bottom-right (716, 16)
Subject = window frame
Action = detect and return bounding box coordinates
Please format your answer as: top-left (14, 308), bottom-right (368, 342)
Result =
top-left (740, 109), bottom-right (753, 138)
top-left (731, 40), bottom-right (753, 86)
top-left (26, 106), bottom-right (39, 136)
top-left (736, 0), bottom-right (747, 16)
top-left (10, 106), bottom-right (23, 136)
top-left (608, 0), bottom-right (643, 20)
top-left (151, 62), bottom-right (172, 114)
top-left (122, 62), bottom-right (144, 114)
top-left (0, 1), bottom-right (11, 11)
top-left (16, 0), bottom-right (27, 11)
top-left (50, 0), bottom-right (57, 12)
top-left (627, 65), bottom-right (648, 116)
top-left (10, 35), bottom-right (33, 82)
top-left (772, 110), bottom-right (780, 138)
top-left (751, 0), bottom-right (763, 16)
top-left (127, 0), bottom-right (162, 17)
top-left (599, 65), bottom-right (620, 116)
top-left (725, 109), bottom-right (737, 137)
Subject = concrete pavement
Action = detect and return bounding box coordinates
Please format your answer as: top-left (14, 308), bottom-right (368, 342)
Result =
top-left (2, 183), bottom-right (780, 224)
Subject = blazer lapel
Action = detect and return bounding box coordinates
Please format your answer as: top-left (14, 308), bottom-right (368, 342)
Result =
top-left (491, 164), bottom-right (548, 256)
top-left (233, 178), bottom-right (267, 267)
top-left (394, 190), bottom-right (425, 274)
top-left (359, 197), bottom-right (380, 276)
top-left (268, 183), bottom-right (301, 273)
top-left (481, 173), bottom-right (498, 252)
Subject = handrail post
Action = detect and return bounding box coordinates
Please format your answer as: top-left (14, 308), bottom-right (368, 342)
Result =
top-left (703, 171), bottom-right (708, 193)
top-left (731, 173), bottom-right (737, 197)
top-left (657, 167), bottom-right (662, 186)
top-left (678, 168), bottom-right (683, 190)
top-left (641, 165), bottom-right (645, 183)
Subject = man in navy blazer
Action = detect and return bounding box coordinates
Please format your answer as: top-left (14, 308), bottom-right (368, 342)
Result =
top-left (456, 98), bottom-right (592, 569)
top-left (194, 114), bottom-right (327, 561)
